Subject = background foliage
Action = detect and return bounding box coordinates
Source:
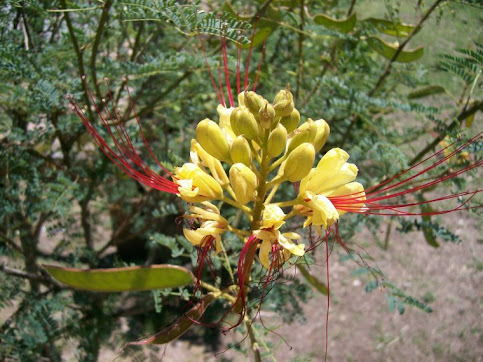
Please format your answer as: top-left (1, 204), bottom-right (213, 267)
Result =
top-left (0, 0), bottom-right (481, 360)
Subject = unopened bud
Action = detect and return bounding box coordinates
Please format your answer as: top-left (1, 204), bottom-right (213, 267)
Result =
top-left (267, 124), bottom-right (288, 158)
top-left (229, 163), bottom-right (257, 205)
top-left (175, 163), bottom-right (223, 203)
top-left (196, 119), bottom-right (231, 163)
top-left (244, 91), bottom-right (264, 115)
top-left (312, 119), bottom-right (330, 152)
top-left (230, 136), bottom-right (252, 166)
top-left (282, 143), bottom-right (315, 182)
top-left (230, 107), bottom-right (259, 140)
top-left (273, 89), bottom-right (294, 117)
top-left (287, 118), bottom-right (317, 154)
top-left (237, 92), bottom-right (245, 106)
top-left (280, 108), bottom-right (300, 134)
top-left (258, 100), bottom-right (276, 129)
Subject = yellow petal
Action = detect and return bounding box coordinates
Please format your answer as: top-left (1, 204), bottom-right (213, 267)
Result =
top-left (259, 239), bottom-right (272, 270)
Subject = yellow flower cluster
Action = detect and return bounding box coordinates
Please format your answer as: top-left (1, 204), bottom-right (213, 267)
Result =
top-left (174, 88), bottom-right (365, 269)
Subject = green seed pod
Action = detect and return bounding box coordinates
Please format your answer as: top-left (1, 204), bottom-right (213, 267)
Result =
top-left (258, 100), bottom-right (276, 129)
top-left (287, 118), bottom-right (317, 154)
top-left (280, 108), bottom-right (300, 134)
top-left (229, 163), bottom-right (257, 205)
top-left (267, 124), bottom-right (288, 158)
top-left (282, 143), bottom-right (315, 182)
top-left (196, 119), bottom-right (231, 163)
top-left (312, 119), bottom-right (330, 153)
top-left (230, 135), bottom-right (252, 166)
top-left (273, 89), bottom-right (294, 117)
top-left (244, 91), bottom-right (264, 115)
top-left (230, 107), bottom-right (259, 140)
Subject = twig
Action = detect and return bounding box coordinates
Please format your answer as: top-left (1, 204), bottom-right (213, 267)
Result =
top-left (369, 0), bottom-right (445, 97)
top-left (90, 0), bottom-right (113, 100)
top-left (409, 99), bottom-right (483, 166)
top-left (296, 0), bottom-right (305, 101)
top-left (59, 0), bottom-right (95, 122)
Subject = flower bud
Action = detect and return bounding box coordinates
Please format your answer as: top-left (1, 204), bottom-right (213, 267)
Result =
top-left (287, 118), bottom-right (317, 154)
top-left (282, 143), bottom-right (315, 182)
top-left (312, 119), bottom-right (330, 153)
top-left (230, 107), bottom-right (259, 140)
top-left (273, 89), bottom-right (294, 117)
top-left (258, 100), bottom-right (277, 129)
top-left (244, 91), bottom-right (264, 115)
top-left (280, 108), bottom-right (300, 134)
top-left (267, 124), bottom-right (287, 158)
top-left (175, 163), bottom-right (223, 203)
top-left (237, 92), bottom-right (245, 106)
top-left (229, 163), bottom-right (257, 205)
top-left (196, 119), bottom-right (231, 163)
top-left (230, 135), bottom-right (252, 166)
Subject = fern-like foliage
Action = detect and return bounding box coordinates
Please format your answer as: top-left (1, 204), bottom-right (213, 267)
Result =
top-left (440, 42), bottom-right (482, 83)
top-left (119, 0), bottom-right (251, 43)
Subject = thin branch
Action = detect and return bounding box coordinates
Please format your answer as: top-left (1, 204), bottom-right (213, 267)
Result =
top-left (369, 0), bottom-right (445, 97)
top-left (409, 99), bottom-right (483, 166)
top-left (90, 0), bottom-right (113, 100)
top-left (0, 231), bottom-right (23, 253)
top-left (296, 0), bottom-right (305, 101)
top-left (59, 0), bottom-right (95, 122)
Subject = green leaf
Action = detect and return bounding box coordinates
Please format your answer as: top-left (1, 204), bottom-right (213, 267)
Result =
top-left (314, 12), bottom-right (357, 34)
top-left (364, 17), bottom-right (418, 37)
top-left (420, 202), bottom-right (440, 248)
top-left (43, 264), bottom-right (194, 292)
top-left (408, 85), bottom-right (446, 99)
top-left (297, 264), bottom-right (328, 295)
top-left (125, 292), bottom-right (217, 345)
top-left (367, 36), bottom-right (424, 63)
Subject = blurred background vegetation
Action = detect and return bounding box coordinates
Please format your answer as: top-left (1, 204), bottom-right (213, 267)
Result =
top-left (0, 0), bottom-right (481, 360)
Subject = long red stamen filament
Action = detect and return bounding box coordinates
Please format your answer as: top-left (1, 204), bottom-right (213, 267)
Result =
top-left (253, 36), bottom-right (267, 92)
top-left (365, 133), bottom-right (481, 195)
top-left (244, 16), bottom-right (260, 90)
top-left (220, 25), bottom-right (234, 107)
top-left (198, 33), bottom-right (223, 106)
top-left (69, 78), bottom-right (178, 194)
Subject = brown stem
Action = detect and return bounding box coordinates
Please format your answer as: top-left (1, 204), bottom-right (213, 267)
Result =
top-left (369, 0), bottom-right (445, 97)
top-left (409, 99), bottom-right (483, 166)
top-left (296, 0), bottom-right (305, 102)
top-left (59, 0), bottom-right (95, 122)
top-left (90, 0), bottom-right (113, 100)
top-left (347, 0), bottom-right (357, 16)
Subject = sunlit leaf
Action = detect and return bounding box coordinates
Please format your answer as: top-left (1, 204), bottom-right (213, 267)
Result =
top-left (367, 36), bottom-right (424, 63)
top-left (420, 201), bottom-right (439, 248)
top-left (43, 264), bottom-right (194, 292)
top-left (364, 17), bottom-right (418, 37)
top-left (125, 292), bottom-right (217, 345)
top-left (314, 12), bottom-right (357, 34)
top-left (297, 264), bottom-right (328, 295)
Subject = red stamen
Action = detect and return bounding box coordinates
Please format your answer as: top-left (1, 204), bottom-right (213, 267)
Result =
top-left (198, 33), bottom-right (223, 106)
top-left (67, 78), bottom-right (179, 194)
top-left (244, 16), bottom-right (260, 90)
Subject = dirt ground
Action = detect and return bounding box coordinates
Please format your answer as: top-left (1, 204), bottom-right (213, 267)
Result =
top-left (103, 211), bottom-right (481, 362)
